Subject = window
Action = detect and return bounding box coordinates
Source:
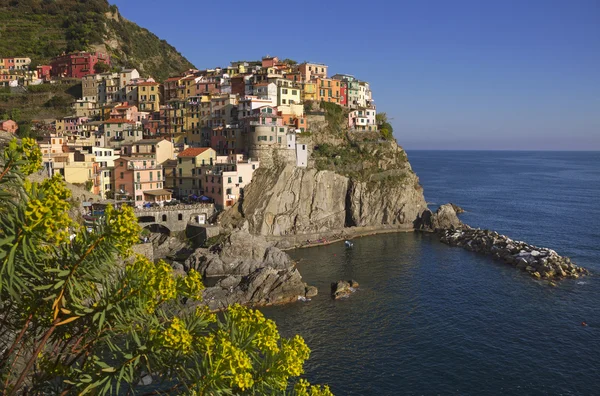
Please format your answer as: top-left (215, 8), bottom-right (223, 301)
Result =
top-left (136, 196), bottom-right (142, 201)
top-left (120, 172), bottom-right (124, 179)
top-left (226, 188), bottom-right (232, 195)
top-left (292, 90), bottom-right (297, 95)
top-left (238, 176), bottom-right (242, 183)
top-left (178, 158), bottom-right (182, 164)
top-left (178, 214), bottom-right (183, 221)
top-left (227, 177), bottom-right (232, 183)
top-left (162, 214), bottom-right (167, 222)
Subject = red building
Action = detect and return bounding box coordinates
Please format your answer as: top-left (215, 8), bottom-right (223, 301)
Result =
top-left (339, 81), bottom-right (348, 106)
top-left (50, 51), bottom-right (110, 79)
top-left (36, 65), bottom-right (52, 81)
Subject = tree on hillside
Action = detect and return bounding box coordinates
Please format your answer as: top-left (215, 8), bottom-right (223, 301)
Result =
top-left (94, 61), bottom-right (111, 74)
top-left (377, 112), bottom-right (395, 140)
top-left (0, 139), bottom-right (332, 395)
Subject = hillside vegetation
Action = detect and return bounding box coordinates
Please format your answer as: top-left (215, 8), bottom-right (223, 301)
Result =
top-left (0, 0), bottom-right (194, 81)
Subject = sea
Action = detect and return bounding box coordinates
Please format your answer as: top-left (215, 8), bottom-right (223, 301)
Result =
top-left (262, 151), bottom-right (600, 395)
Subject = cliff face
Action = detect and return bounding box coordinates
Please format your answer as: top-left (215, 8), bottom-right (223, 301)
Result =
top-left (221, 143), bottom-right (427, 236)
top-left (225, 165), bottom-right (349, 236)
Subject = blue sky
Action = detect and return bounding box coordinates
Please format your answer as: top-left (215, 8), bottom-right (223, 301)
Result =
top-left (112, 0), bottom-right (599, 150)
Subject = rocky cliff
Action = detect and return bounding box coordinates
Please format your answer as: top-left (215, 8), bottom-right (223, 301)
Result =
top-left (221, 139), bottom-right (428, 237)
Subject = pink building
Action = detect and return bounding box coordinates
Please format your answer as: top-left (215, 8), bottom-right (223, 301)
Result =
top-left (262, 56), bottom-right (279, 68)
top-left (0, 119), bottom-right (18, 134)
top-left (50, 51), bottom-right (110, 79)
top-left (200, 156), bottom-right (260, 208)
top-left (110, 104), bottom-right (139, 122)
top-left (114, 157), bottom-right (169, 206)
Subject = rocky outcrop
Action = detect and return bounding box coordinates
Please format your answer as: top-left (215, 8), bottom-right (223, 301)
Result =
top-left (346, 174), bottom-right (426, 227)
top-left (439, 226), bottom-right (589, 280)
top-left (331, 280), bottom-right (359, 299)
top-left (415, 203), bottom-right (462, 231)
top-left (220, 160), bottom-right (428, 236)
top-left (201, 267), bottom-right (314, 311)
top-left (184, 230), bottom-right (292, 277)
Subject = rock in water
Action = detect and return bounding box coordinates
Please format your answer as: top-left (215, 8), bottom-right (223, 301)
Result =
top-left (450, 203), bottom-right (465, 214)
top-left (415, 203), bottom-right (462, 231)
top-left (331, 280), bottom-right (359, 299)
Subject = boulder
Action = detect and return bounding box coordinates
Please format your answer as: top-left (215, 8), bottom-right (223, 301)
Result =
top-left (331, 280), bottom-right (359, 299)
top-left (184, 230), bottom-right (292, 277)
top-left (201, 267), bottom-right (307, 311)
top-left (305, 285), bottom-right (319, 298)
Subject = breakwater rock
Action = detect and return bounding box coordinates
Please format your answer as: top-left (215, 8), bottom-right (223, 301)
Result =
top-left (439, 227), bottom-right (589, 280)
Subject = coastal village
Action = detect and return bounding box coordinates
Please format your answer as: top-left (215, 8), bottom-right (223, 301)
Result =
top-left (0, 52), bottom-right (379, 209)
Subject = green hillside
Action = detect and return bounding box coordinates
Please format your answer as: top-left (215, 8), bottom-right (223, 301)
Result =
top-left (0, 0), bottom-right (195, 81)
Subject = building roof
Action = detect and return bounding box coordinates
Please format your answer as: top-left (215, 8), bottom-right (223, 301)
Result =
top-left (104, 118), bottom-right (135, 124)
top-left (126, 139), bottom-right (166, 145)
top-left (143, 189), bottom-right (172, 196)
top-left (177, 147), bottom-right (211, 158)
top-left (165, 76), bottom-right (184, 82)
top-left (134, 81), bottom-right (160, 86)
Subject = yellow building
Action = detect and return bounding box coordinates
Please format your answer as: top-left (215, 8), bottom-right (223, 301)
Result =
top-left (302, 81), bottom-right (317, 102)
top-left (277, 82), bottom-right (301, 106)
top-left (136, 82), bottom-right (160, 111)
top-left (176, 147), bottom-right (217, 197)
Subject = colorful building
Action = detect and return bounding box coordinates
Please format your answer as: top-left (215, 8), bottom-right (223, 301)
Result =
top-left (176, 147), bottom-right (217, 198)
top-left (315, 78), bottom-right (341, 104)
top-left (50, 51), bottom-right (110, 79)
top-left (348, 108), bottom-right (378, 131)
top-left (114, 157), bottom-right (168, 206)
top-left (297, 62), bottom-right (328, 82)
top-left (0, 119), bottom-right (18, 134)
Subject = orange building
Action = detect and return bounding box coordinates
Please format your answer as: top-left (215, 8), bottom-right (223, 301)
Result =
top-left (315, 78), bottom-right (341, 104)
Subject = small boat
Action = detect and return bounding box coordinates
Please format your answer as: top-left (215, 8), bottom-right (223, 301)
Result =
top-left (344, 240), bottom-right (354, 248)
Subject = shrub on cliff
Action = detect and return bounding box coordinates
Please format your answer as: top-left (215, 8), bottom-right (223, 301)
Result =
top-left (0, 138), bottom-right (331, 395)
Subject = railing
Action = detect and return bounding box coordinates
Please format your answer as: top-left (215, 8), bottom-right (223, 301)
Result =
top-left (134, 203), bottom-right (214, 212)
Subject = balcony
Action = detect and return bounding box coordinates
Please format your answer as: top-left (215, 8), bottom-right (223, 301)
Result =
top-left (249, 121), bottom-right (278, 126)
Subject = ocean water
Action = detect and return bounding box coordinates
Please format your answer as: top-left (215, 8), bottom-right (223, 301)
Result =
top-left (262, 151), bottom-right (600, 395)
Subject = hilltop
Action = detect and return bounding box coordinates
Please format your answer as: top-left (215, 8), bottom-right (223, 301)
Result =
top-left (0, 0), bottom-right (194, 81)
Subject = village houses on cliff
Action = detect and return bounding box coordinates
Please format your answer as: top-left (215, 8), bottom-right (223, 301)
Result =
top-left (11, 52), bottom-right (378, 209)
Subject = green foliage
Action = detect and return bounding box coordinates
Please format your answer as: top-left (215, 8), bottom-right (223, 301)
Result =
top-left (0, 139), bottom-right (331, 395)
top-left (0, 0), bottom-right (194, 81)
top-left (93, 61), bottom-right (111, 74)
top-left (376, 112), bottom-right (394, 140)
top-left (319, 101), bottom-right (348, 135)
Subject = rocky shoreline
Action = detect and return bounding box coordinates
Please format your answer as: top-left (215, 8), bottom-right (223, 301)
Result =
top-left (439, 226), bottom-right (588, 281)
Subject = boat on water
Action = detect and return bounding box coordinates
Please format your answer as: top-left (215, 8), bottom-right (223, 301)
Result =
top-left (345, 240), bottom-right (354, 248)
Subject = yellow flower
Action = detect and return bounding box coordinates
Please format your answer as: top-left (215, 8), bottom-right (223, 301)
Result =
top-left (104, 205), bottom-right (140, 254)
top-left (180, 269), bottom-right (204, 300)
top-left (153, 317), bottom-right (193, 354)
top-left (23, 174), bottom-right (74, 245)
top-left (227, 304), bottom-right (280, 353)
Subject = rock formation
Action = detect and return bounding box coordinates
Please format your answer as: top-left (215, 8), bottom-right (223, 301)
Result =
top-left (184, 229), bottom-right (292, 277)
top-left (201, 266), bottom-right (312, 311)
top-left (439, 226), bottom-right (588, 280)
top-left (220, 160), bottom-right (428, 237)
top-left (331, 280), bottom-right (359, 299)
top-left (415, 203), bottom-right (462, 231)
top-left (180, 229), bottom-right (316, 310)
